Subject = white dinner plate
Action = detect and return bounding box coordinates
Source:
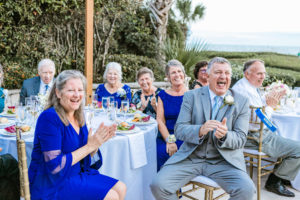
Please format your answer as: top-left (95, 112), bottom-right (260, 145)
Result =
top-left (127, 117), bottom-right (156, 126)
top-left (0, 128), bottom-right (34, 137)
top-left (116, 126), bottom-right (140, 134)
top-left (0, 112), bottom-right (17, 118)
top-left (0, 119), bottom-right (15, 129)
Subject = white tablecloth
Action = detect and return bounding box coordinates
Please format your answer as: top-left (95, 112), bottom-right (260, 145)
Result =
top-left (0, 114), bottom-right (158, 200)
top-left (272, 112), bottom-right (300, 190)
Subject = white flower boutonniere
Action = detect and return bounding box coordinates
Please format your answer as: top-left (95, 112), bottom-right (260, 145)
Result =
top-left (117, 88), bottom-right (126, 98)
top-left (220, 95), bottom-right (234, 109)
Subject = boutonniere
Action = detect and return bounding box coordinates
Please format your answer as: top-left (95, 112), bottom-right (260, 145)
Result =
top-left (117, 88), bottom-right (126, 98)
top-left (220, 95), bottom-right (234, 109)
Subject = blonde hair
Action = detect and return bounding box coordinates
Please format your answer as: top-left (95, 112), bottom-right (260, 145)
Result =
top-left (45, 70), bottom-right (86, 126)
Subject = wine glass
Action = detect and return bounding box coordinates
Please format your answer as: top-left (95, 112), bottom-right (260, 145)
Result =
top-left (17, 104), bottom-right (27, 125)
top-left (102, 97), bottom-right (110, 113)
top-left (121, 100), bottom-right (129, 120)
top-left (108, 101), bottom-right (117, 122)
top-left (92, 94), bottom-right (98, 109)
top-left (85, 106), bottom-right (94, 131)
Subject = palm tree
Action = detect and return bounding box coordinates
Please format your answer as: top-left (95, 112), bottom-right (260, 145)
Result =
top-left (176, 0), bottom-right (205, 24)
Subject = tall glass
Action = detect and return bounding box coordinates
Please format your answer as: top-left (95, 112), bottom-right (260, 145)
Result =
top-left (102, 97), bottom-right (110, 113)
top-left (121, 100), bottom-right (129, 120)
top-left (108, 101), bottom-right (117, 122)
top-left (92, 94), bottom-right (98, 109)
top-left (17, 104), bottom-right (27, 125)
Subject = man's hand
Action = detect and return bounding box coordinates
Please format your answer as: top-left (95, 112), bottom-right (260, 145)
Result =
top-left (214, 118), bottom-right (228, 139)
top-left (266, 90), bottom-right (285, 108)
top-left (199, 120), bottom-right (220, 137)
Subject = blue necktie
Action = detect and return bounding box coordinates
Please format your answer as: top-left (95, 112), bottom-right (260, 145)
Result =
top-left (45, 85), bottom-right (49, 94)
top-left (211, 96), bottom-right (222, 120)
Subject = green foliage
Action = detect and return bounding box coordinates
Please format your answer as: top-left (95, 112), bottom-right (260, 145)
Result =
top-left (0, 0), bottom-right (159, 89)
top-left (176, 0), bottom-right (205, 24)
top-left (164, 37), bottom-right (207, 77)
top-left (3, 63), bottom-right (36, 89)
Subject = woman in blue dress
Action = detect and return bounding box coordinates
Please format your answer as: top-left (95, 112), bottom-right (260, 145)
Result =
top-left (29, 70), bottom-right (126, 200)
top-left (156, 60), bottom-right (188, 171)
top-left (95, 62), bottom-right (131, 108)
top-left (0, 64), bottom-right (5, 113)
top-left (131, 67), bottom-right (162, 119)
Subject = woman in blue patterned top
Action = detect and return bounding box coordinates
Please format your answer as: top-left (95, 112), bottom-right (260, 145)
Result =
top-left (131, 67), bottom-right (162, 118)
top-left (0, 64), bottom-right (5, 113)
top-left (156, 60), bottom-right (188, 171)
top-left (29, 70), bottom-right (126, 200)
top-left (95, 62), bottom-right (131, 108)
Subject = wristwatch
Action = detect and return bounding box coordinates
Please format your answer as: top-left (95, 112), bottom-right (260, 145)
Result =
top-left (166, 135), bottom-right (176, 143)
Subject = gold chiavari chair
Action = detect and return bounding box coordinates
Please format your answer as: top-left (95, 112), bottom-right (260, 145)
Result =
top-left (16, 126), bottom-right (31, 200)
top-left (243, 106), bottom-right (281, 200)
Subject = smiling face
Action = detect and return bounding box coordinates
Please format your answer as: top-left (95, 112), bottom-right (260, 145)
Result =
top-left (106, 68), bottom-right (120, 85)
top-left (245, 61), bottom-right (266, 88)
top-left (168, 66), bottom-right (185, 86)
top-left (138, 73), bottom-right (153, 92)
top-left (56, 78), bottom-right (84, 114)
top-left (208, 62), bottom-right (232, 96)
top-left (197, 65), bottom-right (208, 82)
top-left (38, 65), bottom-right (55, 84)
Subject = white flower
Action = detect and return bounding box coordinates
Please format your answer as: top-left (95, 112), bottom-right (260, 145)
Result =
top-left (266, 81), bottom-right (290, 97)
top-left (136, 101), bottom-right (142, 109)
top-left (224, 95), bottom-right (234, 105)
top-left (117, 88), bottom-right (126, 97)
top-left (220, 95), bottom-right (234, 109)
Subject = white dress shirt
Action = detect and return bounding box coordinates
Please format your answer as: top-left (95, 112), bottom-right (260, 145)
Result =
top-left (233, 77), bottom-right (273, 130)
top-left (39, 80), bottom-right (53, 95)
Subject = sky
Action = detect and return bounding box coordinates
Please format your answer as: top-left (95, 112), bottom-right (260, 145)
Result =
top-left (188, 0), bottom-right (300, 47)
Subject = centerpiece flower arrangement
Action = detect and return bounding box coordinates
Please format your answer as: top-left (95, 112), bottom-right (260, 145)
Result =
top-left (38, 91), bottom-right (50, 108)
top-left (265, 81), bottom-right (290, 97)
top-left (117, 88), bottom-right (127, 99)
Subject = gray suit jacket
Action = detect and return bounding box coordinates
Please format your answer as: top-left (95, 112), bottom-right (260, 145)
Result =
top-left (165, 86), bottom-right (250, 172)
top-left (19, 76), bottom-right (41, 105)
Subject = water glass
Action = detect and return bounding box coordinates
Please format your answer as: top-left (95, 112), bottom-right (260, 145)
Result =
top-left (121, 100), bottom-right (129, 120)
top-left (17, 105), bottom-right (27, 125)
top-left (102, 97), bottom-right (110, 112)
top-left (92, 94), bottom-right (98, 109)
top-left (85, 106), bottom-right (94, 131)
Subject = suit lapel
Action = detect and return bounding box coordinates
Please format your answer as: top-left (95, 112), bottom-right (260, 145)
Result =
top-left (200, 86), bottom-right (211, 121)
top-left (216, 89), bottom-right (234, 121)
top-left (34, 77), bottom-right (41, 95)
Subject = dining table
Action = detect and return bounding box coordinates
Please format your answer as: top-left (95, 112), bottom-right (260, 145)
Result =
top-left (272, 109), bottom-right (300, 191)
top-left (0, 110), bottom-right (158, 200)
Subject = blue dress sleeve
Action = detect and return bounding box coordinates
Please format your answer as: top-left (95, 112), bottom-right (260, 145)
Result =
top-left (95, 84), bottom-right (104, 102)
top-left (36, 110), bottom-right (73, 178)
top-left (0, 88), bottom-right (4, 113)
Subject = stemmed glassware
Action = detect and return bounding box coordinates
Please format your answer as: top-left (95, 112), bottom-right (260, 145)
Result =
top-left (121, 100), bottom-right (129, 121)
top-left (85, 105), bottom-right (94, 131)
top-left (92, 94), bottom-right (98, 109)
top-left (102, 97), bottom-right (110, 113)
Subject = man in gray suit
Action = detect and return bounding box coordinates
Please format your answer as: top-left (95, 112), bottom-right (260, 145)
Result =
top-left (151, 57), bottom-right (255, 200)
top-left (20, 59), bottom-right (55, 105)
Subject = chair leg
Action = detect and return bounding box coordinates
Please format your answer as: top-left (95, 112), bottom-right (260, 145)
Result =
top-left (257, 156), bottom-right (262, 200)
top-left (250, 157), bottom-right (253, 179)
top-left (209, 189), bottom-right (213, 200)
top-left (205, 189), bottom-right (209, 200)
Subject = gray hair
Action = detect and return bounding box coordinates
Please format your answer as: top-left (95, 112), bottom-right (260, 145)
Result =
top-left (38, 58), bottom-right (55, 72)
top-left (103, 62), bottom-right (122, 82)
top-left (0, 63), bottom-right (3, 87)
top-left (45, 70), bottom-right (86, 127)
top-left (243, 59), bottom-right (265, 73)
top-left (165, 59), bottom-right (186, 77)
top-left (207, 57), bottom-right (231, 74)
top-left (136, 67), bottom-right (155, 82)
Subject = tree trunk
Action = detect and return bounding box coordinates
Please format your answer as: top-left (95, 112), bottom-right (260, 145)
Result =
top-left (148, 0), bottom-right (173, 66)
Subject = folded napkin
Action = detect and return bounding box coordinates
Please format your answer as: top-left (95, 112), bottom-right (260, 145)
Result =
top-left (127, 132), bottom-right (147, 169)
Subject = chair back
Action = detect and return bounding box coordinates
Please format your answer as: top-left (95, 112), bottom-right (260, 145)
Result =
top-left (16, 126), bottom-right (31, 200)
top-left (248, 106), bottom-right (265, 152)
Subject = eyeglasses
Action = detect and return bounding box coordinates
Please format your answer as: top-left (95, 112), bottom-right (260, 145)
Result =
top-left (199, 69), bottom-right (207, 74)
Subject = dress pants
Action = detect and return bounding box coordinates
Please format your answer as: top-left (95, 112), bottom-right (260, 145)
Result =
top-left (246, 130), bottom-right (300, 180)
top-left (151, 158), bottom-right (256, 200)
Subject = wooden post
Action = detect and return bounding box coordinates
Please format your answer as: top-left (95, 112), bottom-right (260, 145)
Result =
top-left (84, 0), bottom-right (94, 105)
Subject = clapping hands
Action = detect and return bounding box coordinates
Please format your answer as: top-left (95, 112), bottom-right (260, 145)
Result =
top-left (87, 122), bottom-right (117, 151)
top-left (199, 118), bottom-right (228, 139)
